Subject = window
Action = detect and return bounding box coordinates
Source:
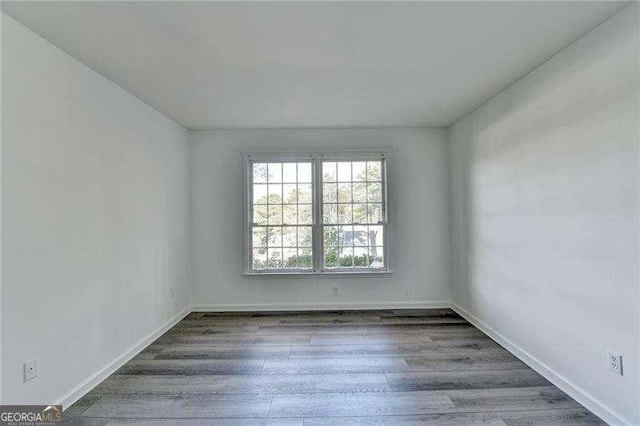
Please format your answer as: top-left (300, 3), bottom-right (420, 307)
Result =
top-left (249, 160), bottom-right (314, 271)
top-left (245, 152), bottom-right (388, 274)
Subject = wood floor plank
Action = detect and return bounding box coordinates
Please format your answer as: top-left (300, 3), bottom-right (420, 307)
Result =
top-left (385, 369), bottom-right (550, 391)
top-left (80, 394), bottom-right (272, 418)
top-left (270, 386), bottom-right (579, 418)
top-left (290, 340), bottom-right (507, 358)
top-left (278, 317), bottom-right (383, 325)
top-left (270, 391), bottom-right (454, 417)
top-left (367, 323), bottom-right (476, 334)
top-left (154, 345), bottom-right (291, 359)
top-left (422, 328), bottom-right (487, 337)
top-left (445, 386), bottom-right (581, 413)
top-left (167, 325), bottom-right (260, 335)
top-left (262, 352), bottom-right (526, 375)
top-left (382, 309), bottom-right (458, 317)
top-left (93, 373), bottom-right (390, 395)
top-left (179, 317), bottom-right (281, 326)
top-left (402, 352), bottom-right (527, 372)
top-left (153, 333), bottom-right (310, 346)
top-left (262, 357), bottom-right (411, 375)
top-left (302, 408), bottom-right (605, 425)
top-left (66, 419), bottom-right (303, 426)
top-left (115, 359), bottom-right (265, 375)
top-left (425, 330), bottom-right (488, 340)
top-left (379, 317), bottom-right (467, 325)
top-left (310, 333), bottom-right (432, 345)
top-left (257, 325), bottom-right (371, 335)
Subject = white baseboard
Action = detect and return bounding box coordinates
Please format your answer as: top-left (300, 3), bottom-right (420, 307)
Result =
top-left (450, 303), bottom-right (629, 426)
top-left (191, 300), bottom-right (451, 312)
top-left (57, 306), bottom-right (191, 411)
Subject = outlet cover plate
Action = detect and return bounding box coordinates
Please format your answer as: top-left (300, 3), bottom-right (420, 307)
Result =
top-left (607, 350), bottom-right (623, 375)
top-left (24, 358), bottom-right (38, 382)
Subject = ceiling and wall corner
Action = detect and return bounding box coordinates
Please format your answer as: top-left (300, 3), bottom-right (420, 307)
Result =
top-left (0, 1), bottom-right (629, 130)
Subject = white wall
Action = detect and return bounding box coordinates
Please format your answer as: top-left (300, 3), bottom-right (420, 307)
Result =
top-left (1, 14), bottom-right (191, 405)
top-left (190, 128), bottom-right (450, 310)
top-left (448, 4), bottom-right (639, 425)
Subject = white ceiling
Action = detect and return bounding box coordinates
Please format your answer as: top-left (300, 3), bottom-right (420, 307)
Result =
top-left (2, 1), bottom-right (628, 129)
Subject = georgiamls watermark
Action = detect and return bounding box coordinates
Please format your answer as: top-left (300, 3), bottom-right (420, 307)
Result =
top-left (0, 405), bottom-right (62, 425)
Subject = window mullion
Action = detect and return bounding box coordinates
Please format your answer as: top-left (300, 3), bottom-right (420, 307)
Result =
top-left (312, 155), bottom-right (322, 273)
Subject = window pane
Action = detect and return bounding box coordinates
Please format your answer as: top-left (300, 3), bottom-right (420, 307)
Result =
top-left (282, 163), bottom-right (297, 183)
top-left (298, 204), bottom-right (312, 224)
top-left (282, 226), bottom-right (297, 247)
top-left (324, 226), bottom-right (339, 247)
top-left (267, 227), bottom-right (282, 247)
top-left (323, 203), bottom-right (337, 224)
top-left (353, 225), bottom-right (368, 246)
top-left (268, 184), bottom-right (282, 202)
top-left (253, 184), bottom-right (268, 204)
top-left (298, 163), bottom-right (312, 183)
top-left (298, 248), bottom-right (313, 268)
top-left (352, 162), bottom-right (367, 182)
top-left (268, 163), bottom-right (282, 183)
top-left (298, 184), bottom-right (312, 204)
top-left (338, 183), bottom-right (352, 203)
top-left (253, 205), bottom-right (268, 225)
top-left (338, 225), bottom-right (354, 247)
top-left (368, 225), bottom-right (384, 246)
top-left (352, 203), bottom-right (367, 224)
top-left (337, 204), bottom-right (352, 224)
top-left (282, 184), bottom-right (297, 203)
top-left (252, 228), bottom-right (267, 248)
top-left (268, 205), bottom-right (282, 225)
top-left (367, 182), bottom-right (382, 202)
top-left (323, 183), bottom-right (338, 203)
top-left (324, 245), bottom-right (339, 268)
top-left (252, 248), bottom-right (267, 270)
top-left (352, 182), bottom-right (367, 202)
top-left (283, 204), bottom-right (297, 225)
top-left (253, 163), bottom-right (267, 183)
top-left (267, 249), bottom-right (283, 268)
top-left (283, 248), bottom-right (297, 268)
top-left (368, 247), bottom-right (384, 268)
top-left (299, 226), bottom-right (312, 247)
top-left (339, 246), bottom-right (354, 267)
top-left (367, 203), bottom-right (383, 224)
top-left (323, 162), bottom-right (336, 182)
top-left (337, 162), bottom-right (352, 182)
top-left (354, 246), bottom-right (369, 267)
top-left (367, 161), bottom-right (382, 181)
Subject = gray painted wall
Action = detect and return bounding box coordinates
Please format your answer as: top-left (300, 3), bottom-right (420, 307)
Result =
top-left (448, 4), bottom-right (639, 424)
top-left (189, 128), bottom-right (451, 310)
top-left (1, 14), bottom-right (191, 404)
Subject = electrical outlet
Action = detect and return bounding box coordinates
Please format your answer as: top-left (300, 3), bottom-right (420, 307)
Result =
top-left (404, 288), bottom-right (410, 299)
top-left (607, 351), bottom-right (623, 375)
top-left (24, 358), bottom-right (38, 382)
top-left (332, 287), bottom-right (339, 296)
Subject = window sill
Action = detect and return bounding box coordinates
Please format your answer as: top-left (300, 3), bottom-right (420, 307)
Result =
top-left (242, 270), bottom-right (394, 279)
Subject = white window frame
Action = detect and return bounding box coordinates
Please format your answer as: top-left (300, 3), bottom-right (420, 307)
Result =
top-left (243, 150), bottom-right (391, 276)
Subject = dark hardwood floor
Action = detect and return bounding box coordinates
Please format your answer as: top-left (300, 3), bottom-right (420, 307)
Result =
top-left (65, 309), bottom-right (604, 425)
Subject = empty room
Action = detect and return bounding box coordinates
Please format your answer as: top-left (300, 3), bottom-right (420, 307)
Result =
top-left (1, 1), bottom-right (638, 424)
